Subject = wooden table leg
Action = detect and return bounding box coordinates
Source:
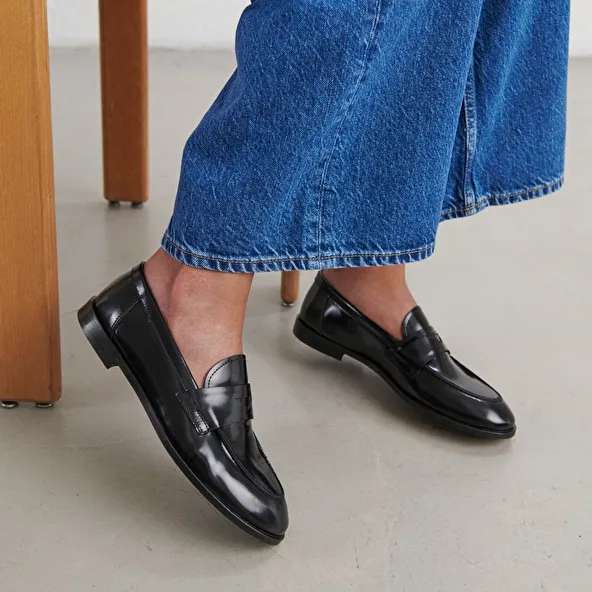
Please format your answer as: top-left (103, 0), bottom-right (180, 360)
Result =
top-left (0, 0), bottom-right (61, 406)
top-left (99, 0), bottom-right (148, 205)
top-left (280, 271), bottom-right (300, 306)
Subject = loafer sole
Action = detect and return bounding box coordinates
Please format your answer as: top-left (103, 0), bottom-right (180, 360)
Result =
top-left (78, 298), bottom-right (285, 545)
top-left (294, 316), bottom-right (516, 440)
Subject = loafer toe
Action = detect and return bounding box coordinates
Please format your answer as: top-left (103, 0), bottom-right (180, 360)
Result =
top-left (483, 400), bottom-right (516, 433)
top-left (247, 496), bottom-right (289, 539)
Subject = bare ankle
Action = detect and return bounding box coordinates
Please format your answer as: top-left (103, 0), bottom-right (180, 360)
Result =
top-left (323, 266), bottom-right (416, 339)
top-left (144, 248), bottom-right (183, 320)
top-left (144, 250), bottom-right (253, 385)
top-left (164, 265), bottom-right (252, 386)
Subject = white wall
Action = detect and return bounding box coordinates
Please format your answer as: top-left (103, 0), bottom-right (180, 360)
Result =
top-left (570, 1), bottom-right (592, 56)
top-left (47, 0), bottom-right (248, 49)
top-left (48, 0), bottom-right (591, 56)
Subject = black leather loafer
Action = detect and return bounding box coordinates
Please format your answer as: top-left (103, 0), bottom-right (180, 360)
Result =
top-left (78, 264), bottom-right (288, 544)
top-left (294, 273), bottom-right (516, 439)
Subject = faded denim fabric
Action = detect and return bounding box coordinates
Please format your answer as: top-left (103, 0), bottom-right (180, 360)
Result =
top-left (163, 0), bottom-right (569, 273)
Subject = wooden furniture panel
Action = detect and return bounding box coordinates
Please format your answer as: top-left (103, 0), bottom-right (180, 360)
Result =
top-left (0, 1), bottom-right (298, 409)
top-left (281, 271), bottom-right (300, 306)
top-left (99, 0), bottom-right (148, 205)
top-left (0, 0), bottom-right (61, 405)
top-left (98, 0), bottom-right (299, 300)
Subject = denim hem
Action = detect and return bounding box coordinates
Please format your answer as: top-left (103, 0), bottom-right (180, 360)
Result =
top-left (441, 176), bottom-right (564, 221)
top-left (162, 176), bottom-right (563, 273)
top-left (161, 235), bottom-right (435, 273)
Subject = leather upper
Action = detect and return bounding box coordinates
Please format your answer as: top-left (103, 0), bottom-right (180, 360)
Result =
top-left (93, 265), bottom-right (288, 537)
top-left (299, 273), bottom-right (515, 434)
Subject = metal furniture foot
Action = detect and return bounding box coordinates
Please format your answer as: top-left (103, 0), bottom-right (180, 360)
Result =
top-left (0, 401), bottom-right (19, 409)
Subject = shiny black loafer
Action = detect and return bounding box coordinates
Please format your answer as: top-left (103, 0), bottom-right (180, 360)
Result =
top-left (78, 264), bottom-right (288, 544)
top-left (294, 273), bottom-right (516, 439)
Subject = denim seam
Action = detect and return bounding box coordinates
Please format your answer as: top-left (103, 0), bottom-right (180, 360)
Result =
top-left (462, 63), bottom-right (477, 208)
top-left (163, 176), bottom-right (562, 271)
top-left (441, 176), bottom-right (563, 218)
top-left (317, 0), bottom-right (383, 261)
top-left (163, 234), bottom-right (433, 265)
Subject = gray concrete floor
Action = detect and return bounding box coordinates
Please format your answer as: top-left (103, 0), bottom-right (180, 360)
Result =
top-left (1, 50), bottom-right (591, 591)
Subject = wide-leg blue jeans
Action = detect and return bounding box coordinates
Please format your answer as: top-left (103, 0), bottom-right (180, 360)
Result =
top-left (163, 0), bottom-right (570, 272)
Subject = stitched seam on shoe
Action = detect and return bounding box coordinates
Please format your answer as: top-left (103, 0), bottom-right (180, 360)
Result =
top-left (177, 385), bottom-right (279, 498)
top-left (254, 437), bottom-right (285, 497)
top-left (410, 358), bottom-right (432, 381)
top-left (319, 293), bottom-right (330, 337)
top-left (175, 392), bottom-right (209, 436)
top-left (217, 430), bottom-right (283, 499)
top-left (110, 299), bottom-right (141, 337)
top-left (207, 358), bottom-right (235, 388)
top-left (133, 284), bottom-right (187, 389)
top-left (420, 367), bottom-right (501, 403)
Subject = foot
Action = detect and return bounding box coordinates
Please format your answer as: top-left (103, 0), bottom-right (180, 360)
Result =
top-left (322, 266), bottom-right (416, 340)
top-left (78, 263), bottom-right (288, 543)
top-left (295, 272), bottom-right (516, 438)
top-left (144, 248), bottom-right (250, 386)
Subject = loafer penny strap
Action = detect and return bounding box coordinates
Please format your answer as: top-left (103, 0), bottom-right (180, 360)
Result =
top-left (176, 384), bottom-right (253, 436)
top-left (396, 331), bottom-right (449, 361)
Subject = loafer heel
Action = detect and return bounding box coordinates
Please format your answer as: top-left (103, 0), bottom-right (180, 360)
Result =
top-left (78, 299), bottom-right (122, 369)
top-left (293, 317), bottom-right (344, 361)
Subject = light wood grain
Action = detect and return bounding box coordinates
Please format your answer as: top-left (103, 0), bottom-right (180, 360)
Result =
top-left (0, 0), bottom-right (61, 403)
top-left (280, 271), bottom-right (300, 305)
top-left (99, 0), bottom-right (148, 204)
